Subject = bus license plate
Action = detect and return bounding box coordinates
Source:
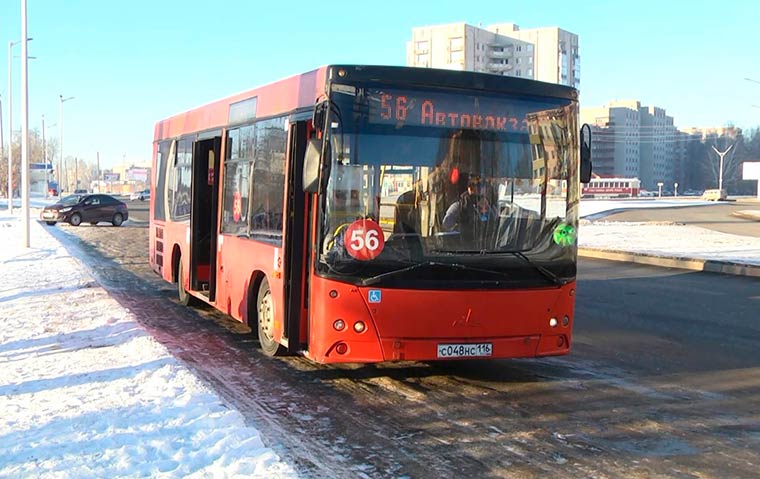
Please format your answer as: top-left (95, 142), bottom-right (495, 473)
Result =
top-left (437, 343), bottom-right (493, 358)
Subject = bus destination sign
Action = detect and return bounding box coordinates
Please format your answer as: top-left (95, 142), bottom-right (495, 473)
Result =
top-left (368, 89), bottom-right (530, 133)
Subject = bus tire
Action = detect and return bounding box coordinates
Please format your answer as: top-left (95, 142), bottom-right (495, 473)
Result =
top-left (177, 260), bottom-right (195, 306)
top-left (257, 277), bottom-right (285, 357)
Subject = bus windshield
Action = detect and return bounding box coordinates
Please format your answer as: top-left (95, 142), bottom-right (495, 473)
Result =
top-left (318, 84), bottom-right (580, 287)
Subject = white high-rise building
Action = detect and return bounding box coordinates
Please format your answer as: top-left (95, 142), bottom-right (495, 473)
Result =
top-left (406, 22), bottom-right (580, 88)
top-left (581, 101), bottom-right (678, 191)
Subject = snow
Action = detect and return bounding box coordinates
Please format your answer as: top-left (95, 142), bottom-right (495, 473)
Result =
top-left (0, 213), bottom-right (297, 479)
top-left (577, 198), bottom-right (760, 266)
top-left (579, 221), bottom-right (760, 265)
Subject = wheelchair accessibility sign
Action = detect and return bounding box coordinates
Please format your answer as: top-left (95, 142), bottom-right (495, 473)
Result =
top-left (368, 290), bottom-right (382, 303)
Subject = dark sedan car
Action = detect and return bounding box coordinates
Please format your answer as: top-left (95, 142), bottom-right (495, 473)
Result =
top-left (40, 194), bottom-right (129, 227)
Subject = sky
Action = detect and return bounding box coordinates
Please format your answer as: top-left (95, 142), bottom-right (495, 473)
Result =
top-left (1, 199), bottom-right (759, 476)
top-left (0, 0), bottom-right (759, 170)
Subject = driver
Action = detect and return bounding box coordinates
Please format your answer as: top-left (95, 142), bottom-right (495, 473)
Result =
top-left (441, 176), bottom-right (498, 242)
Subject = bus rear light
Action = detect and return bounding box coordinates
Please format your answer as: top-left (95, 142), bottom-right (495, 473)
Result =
top-left (353, 321), bottom-right (366, 333)
top-left (333, 319), bottom-right (346, 331)
top-left (549, 317), bottom-right (558, 328)
top-left (335, 343), bottom-right (348, 355)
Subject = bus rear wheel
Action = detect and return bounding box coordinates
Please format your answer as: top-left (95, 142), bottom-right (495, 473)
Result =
top-left (257, 277), bottom-right (285, 357)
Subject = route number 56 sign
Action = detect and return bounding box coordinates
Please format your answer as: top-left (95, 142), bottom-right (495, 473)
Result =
top-left (344, 219), bottom-right (385, 261)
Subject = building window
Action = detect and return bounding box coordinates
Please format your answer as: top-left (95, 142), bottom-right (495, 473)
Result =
top-left (450, 50), bottom-right (464, 63)
top-left (515, 70), bottom-right (521, 77)
top-left (415, 40), bottom-right (429, 52)
top-left (415, 54), bottom-right (428, 65)
top-left (449, 37), bottom-right (463, 51)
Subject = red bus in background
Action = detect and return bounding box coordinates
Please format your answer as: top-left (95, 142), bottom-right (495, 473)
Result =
top-left (150, 65), bottom-right (591, 364)
top-left (581, 177), bottom-right (641, 198)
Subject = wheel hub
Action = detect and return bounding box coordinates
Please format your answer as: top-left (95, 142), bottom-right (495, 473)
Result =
top-left (258, 290), bottom-right (274, 339)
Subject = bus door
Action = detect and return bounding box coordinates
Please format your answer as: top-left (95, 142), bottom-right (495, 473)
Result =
top-left (190, 135), bottom-right (222, 301)
top-left (282, 120), bottom-right (310, 354)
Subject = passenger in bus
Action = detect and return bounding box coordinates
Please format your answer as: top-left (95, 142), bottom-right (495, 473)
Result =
top-left (441, 176), bottom-right (498, 242)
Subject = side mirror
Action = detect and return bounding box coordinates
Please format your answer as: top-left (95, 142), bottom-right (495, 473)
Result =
top-left (303, 138), bottom-right (322, 193)
top-left (580, 123), bottom-right (592, 184)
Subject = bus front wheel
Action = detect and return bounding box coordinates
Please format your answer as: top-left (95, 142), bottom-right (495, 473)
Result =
top-left (257, 277), bottom-right (285, 357)
top-left (177, 260), bottom-right (194, 306)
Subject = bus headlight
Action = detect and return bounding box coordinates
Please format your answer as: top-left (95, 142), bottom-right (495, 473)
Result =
top-left (549, 318), bottom-right (558, 328)
top-left (333, 319), bottom-right (346, 331)
top-left (353, 321), bottom-right (366, 333)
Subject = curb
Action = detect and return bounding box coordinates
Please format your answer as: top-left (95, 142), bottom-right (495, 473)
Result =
top-left (731, 211), bottom-right (760, 221)
top-left (578, 248), bottom-right (760, 279)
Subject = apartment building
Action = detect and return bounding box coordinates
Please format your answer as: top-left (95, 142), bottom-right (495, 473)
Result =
top-left (581, 101), bottom-right (681, 191)
top-left (580, 101), bottom-right (641, 180)
top-left (639, 106), bottom-right (677, 190)
top-left (406, 22), bottom-right (580, 87)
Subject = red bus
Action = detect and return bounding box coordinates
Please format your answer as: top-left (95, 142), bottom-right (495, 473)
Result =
top-left (582, 177), bottom-right (640, 198)
top-left (150, 65), bottom-right (591, 363)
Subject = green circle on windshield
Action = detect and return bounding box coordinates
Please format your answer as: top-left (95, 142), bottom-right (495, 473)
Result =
top-left (553, 223), bottom-right (576, 247)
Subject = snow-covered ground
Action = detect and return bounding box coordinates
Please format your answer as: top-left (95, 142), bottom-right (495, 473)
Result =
top-left (0, 214), bottom-right (297, 478)
top-left (576, 198), bottom-right (760, 266)
top-left (578, 197), bottom-right (714, 219)
top-left (578, 221), bottom-right (760, 265)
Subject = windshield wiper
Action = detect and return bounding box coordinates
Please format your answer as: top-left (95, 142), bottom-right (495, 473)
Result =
top-left (429, 248), bottom-right (565, 286)
top-left (359, 261), bottom-right (512, 286)
top-left (505, 251), bottom-right (565, 286)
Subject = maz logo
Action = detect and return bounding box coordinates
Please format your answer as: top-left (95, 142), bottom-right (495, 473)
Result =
top-left (452, 308), bottom-right (482, 328)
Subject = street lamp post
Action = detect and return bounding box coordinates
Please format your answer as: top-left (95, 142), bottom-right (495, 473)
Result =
top-left (674, 182), bottom-right (679, 197)
top-left (0, 94), bottom-right (4, 202)
top-left (6, 36), bottom-right (33, 213)
top-left (657, 181), bottom-right (664, 198)
top-left (59, 95), bottom-right (74, 193)
top-left (21, 0), bottom-right (31, 248)
top-left (41, 115), bottom-right (56, 198)
top-left (712, 144), bottom-right (734, 192)
top-left (7, 41), bottom-right (14, 213)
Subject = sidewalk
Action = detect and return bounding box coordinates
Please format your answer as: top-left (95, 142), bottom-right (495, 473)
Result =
top-left (0, 213), bottom-right (296, 478)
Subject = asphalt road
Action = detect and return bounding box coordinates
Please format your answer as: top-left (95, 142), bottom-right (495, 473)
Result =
top-left (599, 198), bottom-right (760, 237)
top-left (43, 216), bottom-right (760, 478)
top-left (124, 198), bottom-right (149, 223)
